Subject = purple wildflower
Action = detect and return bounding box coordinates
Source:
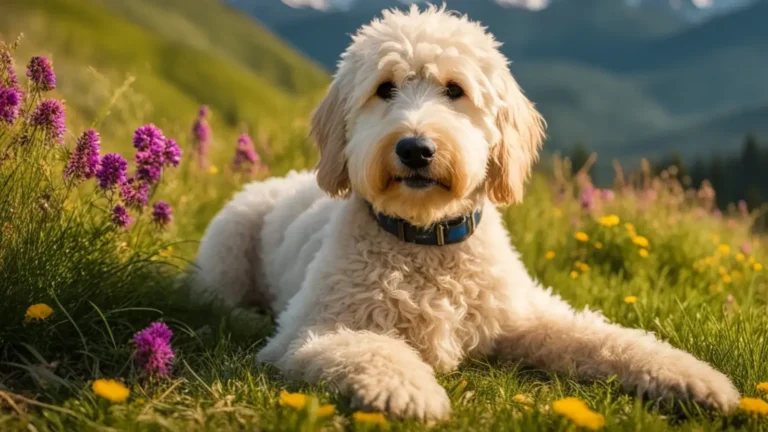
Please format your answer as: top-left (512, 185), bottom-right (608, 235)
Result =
top-left (1, 50), bottom-right (18, 88)
top-left (152, 201), bottom-right (172, 226)
top-left (26, 56), bottom-right (56, 92)
top-left (0, 85), bottom-right (21, 125)
top-left (232, 133), bottom-right (260, 173)
top-left (29, 99), bottom-right (66, 144)
top-left (133, 124), bottom-right (166, 152)
top-left (64, 129), bottom-right (101, 181)
top-left (192, 106), bottom-right (211, 168)
top-left (580, 186), bottom-right (595, 210)
top-left (163, 138), bottom-right (182, 167)
top-left (96, 153), bottom-right (128, 189)
top-left (111, 204), bottom-right (133, 229)
top-left (120, 177), bottom-right (150, 208)
top-left (133, 321), bottom-right (174, 377)
top-left (135, 152), bottom-right (163, 183)
top-left (740, 242), bottom-right (752, 255)
top-left (600, 189), bottom-right (615, 202)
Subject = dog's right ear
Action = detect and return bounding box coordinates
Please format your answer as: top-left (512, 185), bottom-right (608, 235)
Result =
top-left (311, 79), bottom-right (351, 198)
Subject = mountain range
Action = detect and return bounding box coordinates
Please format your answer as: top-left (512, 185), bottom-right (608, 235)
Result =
top-left (234, 0), bottom-right (768, 168)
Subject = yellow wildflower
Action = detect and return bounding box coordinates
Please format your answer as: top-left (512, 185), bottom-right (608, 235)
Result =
top-left (718, 244), bottom-right (731, 256)
top-left (756, 382), bottom-right (768, 393)
top-left (638, 249), bottom-right (649, 258)
top-left (279, 390), bottom-right (308, 409)
top-left (736, 253), bottom-right (745, 262)
top-left (553, 208), bottom-right (563, 218)
top-left (92, 379), bottom-right (130, 403)
top-left (570, 271), bottom-right (580, 280)
top-left (739, 397), bottom-right (768, 416)
top-left (598, 215), bottom-right (620, 227)
top-left (317, 404), bottom-right (336, 417)
top-left (353, 412), bottom-right (387, 424)
top-left (755, 263), bottom-right (764, 272)
top-left (574, 232), bottom-right (589, 242)
top-left (552, 397), bottom-right (605, 430)
top-left (25, 303), bottom-right (53, 321)
top-left (704, 256), bottom-right (714, 265)
top-left (594, 242), bottom-right (603, 249)
top-left (575, 261), bottom-right (590, 272)
top-left (748, 256), bottom-right (756, 264)
top-left (512, 394), bottom-right (532, 406)
top-left (719, 266), bottom-right (728, 276)
top-left (632, 236), bottom-right (649, 248)
top-left (545, 251), bottom-right (556, 260)
top-left (624, 296), bottom-right (638, 304)
top-left (207, 165), bottom-right (219, 175)
top-left (722, 274), bottom-right (732, 284)
top-left (158, 246), bottom-right (173, 258)
top-left (624, 223), bottom-right (635, 233)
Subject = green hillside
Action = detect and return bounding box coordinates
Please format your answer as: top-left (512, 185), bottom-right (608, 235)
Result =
top-left (0, 0), bottom-right (328, 152)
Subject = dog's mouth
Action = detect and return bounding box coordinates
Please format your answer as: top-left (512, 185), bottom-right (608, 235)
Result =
top-left (393, 174), bottom-right (449, 190)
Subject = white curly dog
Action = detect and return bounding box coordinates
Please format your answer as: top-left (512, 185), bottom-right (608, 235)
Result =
top-left (194, 5), bottom-right (740, 421)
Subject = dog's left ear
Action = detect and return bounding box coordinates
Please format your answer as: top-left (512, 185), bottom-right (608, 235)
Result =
top-left (485, 70), bottom-right (546, 206)
top-left (311, 78), bottom-right (351, 198)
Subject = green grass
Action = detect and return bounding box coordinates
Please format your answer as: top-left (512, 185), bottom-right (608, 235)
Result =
top-left (2, 8), bottom-right (768, 431)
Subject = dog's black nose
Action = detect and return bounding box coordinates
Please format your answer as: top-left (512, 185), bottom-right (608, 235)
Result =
top-left (395, 137), bottom-right (435, 169)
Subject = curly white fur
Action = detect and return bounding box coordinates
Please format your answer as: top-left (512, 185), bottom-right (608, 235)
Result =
top-left (193, 5), bottom-right (740, 421)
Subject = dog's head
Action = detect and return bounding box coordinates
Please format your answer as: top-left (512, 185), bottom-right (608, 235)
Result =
top-left (311, 5), bottom-right (545, 226)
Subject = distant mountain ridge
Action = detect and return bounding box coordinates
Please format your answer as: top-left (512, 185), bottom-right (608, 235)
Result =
top-left (234, 0), bottom-right (768, 165)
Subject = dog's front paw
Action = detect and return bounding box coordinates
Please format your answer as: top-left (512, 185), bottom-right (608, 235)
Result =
top-left (638, 355), bottom-right (740, 413)
top-left (348, 368), bottom-right (451, 421)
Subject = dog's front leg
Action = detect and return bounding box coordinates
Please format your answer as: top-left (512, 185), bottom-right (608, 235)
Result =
top-left (261, 327), bottom-right (451, 421)
top-left (494, 285), bottom-right (740, 413)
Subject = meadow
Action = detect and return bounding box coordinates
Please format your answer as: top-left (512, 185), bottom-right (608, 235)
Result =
top-left (1, 34), bottom-right (768, 432)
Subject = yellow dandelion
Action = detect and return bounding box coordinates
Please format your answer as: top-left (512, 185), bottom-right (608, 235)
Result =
top-left (512, 393), bottom-right (532, 406)
top-left (624, 223), bottom-right (636, 233)
top-left (739, 397), bottom-right (768, 416)
top-left (598, 215), bottom-right (620, 227)
top-left (624, 296), bottom-right (638, 304)
top-left (718, 244), bottom-right (731, 256)
top-left (92, 379), bottom-right (130, 403)
top-left (317, 404), bottom-right (336, 417)
top-left (545, 250), bottom-right (556, 260)
top-left (574, 232), bottom-right (589, 242)
top-left (207, 165), bottom-right (219, 175)
top-left (736, 253), bottom-right (745, 262)
top-left (552, 397), bottom-right (605, 430)
top-left (704, 256), bottom-right (714, 266)
top-left (353, 411), bottom-right (387, 424)
top-left (638, 249), bottom-right (649, 258)
top-left (722, 274), bottom-right (732, 284)
top-left (570, 271), bottom-right (580, 279)
top-left (755, 263), bottom-right (764, 272)
top-left (756, 382), bottom-right (768, 393)
top-left (632, 236), bottom-right (649, 248)
top-left (279, 390), bottom-right (308, 410)
top-left (25, 303), bottom-right (53, 321)
top-left (577, 262), bottom-right (590, 272)
top-left (594, 242), bottom-right (604, 249)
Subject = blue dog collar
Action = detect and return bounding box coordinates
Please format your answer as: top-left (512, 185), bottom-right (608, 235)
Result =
top-left (370, 204), bottom-right (482, 246)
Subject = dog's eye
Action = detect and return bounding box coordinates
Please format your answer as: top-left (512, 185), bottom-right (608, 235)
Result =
top-left (445, 82), bottom-right (464, 100)
top-left (376, 81), bottom-right (396, 100)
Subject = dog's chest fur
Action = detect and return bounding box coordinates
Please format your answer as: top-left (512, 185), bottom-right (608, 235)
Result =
top-left (305, 199), bottom-right (513, 372)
